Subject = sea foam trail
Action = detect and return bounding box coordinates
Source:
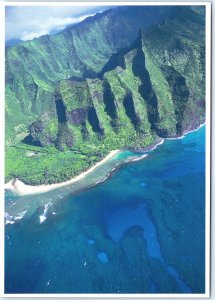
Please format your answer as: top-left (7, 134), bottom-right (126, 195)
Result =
top-left (39, 201), bottom-right (53, 224)
top-left (149, 139), bottom-right (164, 151)
top-left (166, 136), bottom-right (185, 141)
top-left (14, 210), bottom-right (27, 221)
top-left (5, 212), bottom-right (15, 225)
top-left (131, 154), bottom-right (148, 162)
top-left (5, 210), bottom-right (27, 225)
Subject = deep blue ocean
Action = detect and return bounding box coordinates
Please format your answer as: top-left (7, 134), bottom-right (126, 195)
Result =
top-left (5, 126), bottom-right (205, 294)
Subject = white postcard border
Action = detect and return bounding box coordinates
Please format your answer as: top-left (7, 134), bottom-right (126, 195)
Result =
top-left (0, 2), bottom-right (211, 298)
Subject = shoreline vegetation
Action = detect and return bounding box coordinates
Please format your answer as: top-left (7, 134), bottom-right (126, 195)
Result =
top-left (5, 123), bottom-right (205, 197)
top-left (4, 122), bottom-right (205, 196)
top-left (5, 150), bottom-right (120, 196)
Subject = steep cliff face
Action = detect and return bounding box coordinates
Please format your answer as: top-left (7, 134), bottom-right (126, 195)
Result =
top-left (28, 7), bottom-right (205, 151)
top-left (28, 33), bottom-right (159, 152)
top-left (5, 5), bottom-right (206, 184)
top-left (6, 6), bottom-right (175, 139)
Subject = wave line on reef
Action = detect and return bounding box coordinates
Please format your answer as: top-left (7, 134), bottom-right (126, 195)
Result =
top-left (39, 201), bottom-right (53, 224)
top-left (5, 210), bottom-right (27, 225)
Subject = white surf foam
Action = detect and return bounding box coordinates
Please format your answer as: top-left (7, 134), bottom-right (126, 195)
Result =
top-left (131, 154), bottom-right (148, 162)
top-left (149, 139), bottom-right (165, 151)
top-left (4, 212), bottom-right (15, 225)
top-left (14, 210), bottom-right (27, 221)
top-left (5, 211), bottom-right (28, 225)
top-left (39, 201), bottom-right (53, 224)
top-left (39, 215), bottom-right (47, 223)
top-left (184, 122), bottom-right (205, 136)
top-left (166, 123), bottom-right (205, 141)
top-left (166, 135), bottom-right (185, 141)
top-left (4, 213), bottom-right (15, 225)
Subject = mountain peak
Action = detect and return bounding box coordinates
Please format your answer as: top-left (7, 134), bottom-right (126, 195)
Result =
top-left (99, 28), bottom-right (144, 79)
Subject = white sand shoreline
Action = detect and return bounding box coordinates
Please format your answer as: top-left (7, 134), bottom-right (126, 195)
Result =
top-left (5, 150), bottom-right (120, 196)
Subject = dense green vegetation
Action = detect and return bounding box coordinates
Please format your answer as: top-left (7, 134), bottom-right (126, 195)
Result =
top-left (6, 143), bottom-right (106, 184)
top-left (5, 6), bottom-right (205, 185)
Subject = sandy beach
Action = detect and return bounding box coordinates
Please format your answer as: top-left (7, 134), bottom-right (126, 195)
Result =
top-left (5, 150), bottom-right (120, 196)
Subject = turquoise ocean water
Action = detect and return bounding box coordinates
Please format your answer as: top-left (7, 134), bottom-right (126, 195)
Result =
top-left (5, 125), bottom-right (205, 294)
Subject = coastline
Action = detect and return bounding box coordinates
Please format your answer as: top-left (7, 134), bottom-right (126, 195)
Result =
top-left (166, 122), bottom-right (205, 140)
top-left (5, 122), bottom-right (205, 197)
top-left (5, 150), bottom-right (120, 196)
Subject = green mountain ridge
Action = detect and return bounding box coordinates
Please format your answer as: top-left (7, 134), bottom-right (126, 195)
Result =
top-left (5, 6), bottom-right (183, 139)
top-left (5, 5), bottom-right (205, 185)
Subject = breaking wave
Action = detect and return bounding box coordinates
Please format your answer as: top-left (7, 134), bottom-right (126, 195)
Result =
top-left (39, 201), bottom-right (53, 224)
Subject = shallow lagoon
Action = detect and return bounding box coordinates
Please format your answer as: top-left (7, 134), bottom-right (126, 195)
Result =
top-left (5, 126), bottom-right (205, 294)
